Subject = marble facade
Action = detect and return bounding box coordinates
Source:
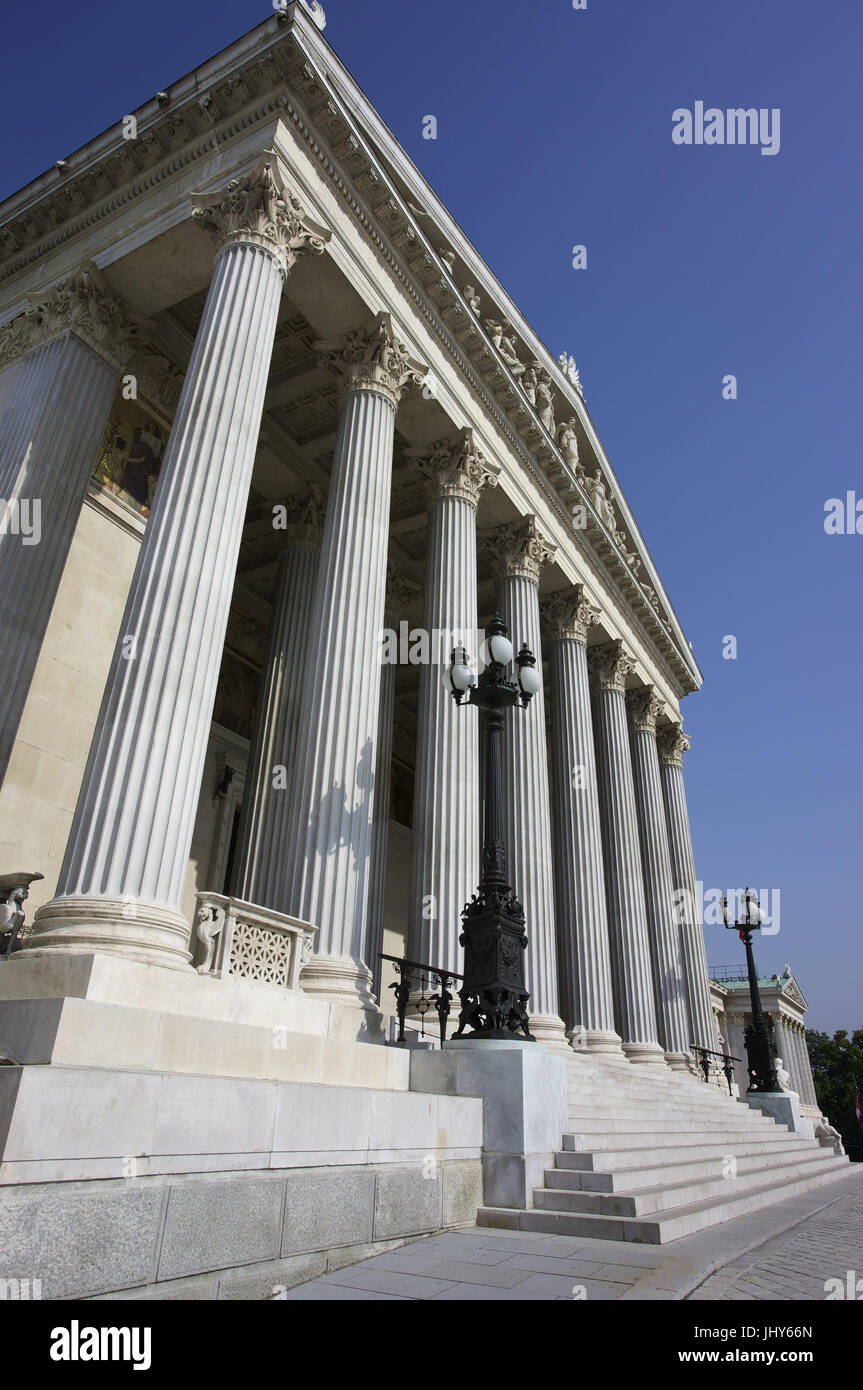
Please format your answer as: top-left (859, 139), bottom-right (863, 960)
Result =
top-left (0, 3), bottom-right (714, 1060)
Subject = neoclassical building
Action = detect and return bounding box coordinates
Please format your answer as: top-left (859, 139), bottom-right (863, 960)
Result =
top-left (0, 4), bottom-right (850, 1298)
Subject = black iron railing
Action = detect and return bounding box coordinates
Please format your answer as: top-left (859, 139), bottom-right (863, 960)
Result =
top-left (380, 954), bottom-right (464, 1046)
top-left (692, 1044), bottom-right (740, 1096)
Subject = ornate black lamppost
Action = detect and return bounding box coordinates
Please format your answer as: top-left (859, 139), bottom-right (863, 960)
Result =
top-left (721, 887), bottom-right (780, 1093)
top-left (445, 615), bottom-right (541, 1040)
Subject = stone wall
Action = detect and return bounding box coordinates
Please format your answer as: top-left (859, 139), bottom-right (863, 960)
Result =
top-left (0, 1159), bottom-right (482, 1300)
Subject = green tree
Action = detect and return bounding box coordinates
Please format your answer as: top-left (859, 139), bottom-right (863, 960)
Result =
top-left (806, 1027), bottom-right (863, 1159)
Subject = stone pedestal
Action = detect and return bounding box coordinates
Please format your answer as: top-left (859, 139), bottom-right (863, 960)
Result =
top-left (489, 519), bottom-right (568, 1051)
top-left (411, 1038), bottom-right (567, 1210)
top-left (26, 161), bottom-right (328, 971)
top-left (745, 1089), bottom-right (814, 1138)
top-left (232, 493), bottom-right (323, 909)
top-left (588, 642), bottom-right (665, 1065)
top-left (543, 588), bottom-right (622, 1055)
top-left (0, 263), bottom-right (137, 782)
top-left (627, 689), bottom-right (692, 1068)
top-left (281, 315), bottom-right (424, 1026)
top-left (406, 431), bottom-right (497, 974)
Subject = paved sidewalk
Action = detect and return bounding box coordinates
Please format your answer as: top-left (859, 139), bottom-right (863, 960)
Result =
top-left (687, 1179), bottom-right (863, 1301)
top-left (279, 1168), bottom-right (863, 1301)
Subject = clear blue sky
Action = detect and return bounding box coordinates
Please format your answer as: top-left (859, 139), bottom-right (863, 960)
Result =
top-left (3, 1), bottom-right (859, 1030)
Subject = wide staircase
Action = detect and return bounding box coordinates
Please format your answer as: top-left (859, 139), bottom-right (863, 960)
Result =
top-left (478, 1052), bottom-right (850, 1244)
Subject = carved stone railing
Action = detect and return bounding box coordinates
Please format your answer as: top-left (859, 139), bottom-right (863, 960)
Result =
top-left (193, 892), bottom-right (316, 990)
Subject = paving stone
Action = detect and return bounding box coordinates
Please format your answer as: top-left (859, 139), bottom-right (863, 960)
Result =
top-left (421, 1260), bottom-right (534, 1288)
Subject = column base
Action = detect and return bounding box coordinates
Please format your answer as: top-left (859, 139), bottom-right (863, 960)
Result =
top-left (664, 1050), bottom-right (692, 1071)
top-left (25, 895), bottom-right (194, 972)
top-left (622, 1040), bottom-right (668, 1066)
top-left (567, 1026), bottom-right (625, 1056)
top-left (528, 1012), bottom-right (572, 1055)
top-left (299, 953), bottom-right (385, 1042)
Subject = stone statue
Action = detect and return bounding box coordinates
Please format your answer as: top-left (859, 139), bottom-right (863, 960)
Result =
top-left (774, 1057), bottom-right (793, 1092)
top-left (555, 417), bottom-right (580, 469)
top-left (535, 372), bottom-right (555, 434)
top-left (463, 285), bottom-right (481, 316)
top-left (814, 1119), bottom-right (845, 1156)
top-left (558, 351), bottom-right (584, 396)
top-left (520, 365), bottom-right (537, 405)
top-left (588, 470), bottom-right (616, 530)
top-left (496, 328), bottom-right (525, 379)
top-left (484, 319), bottom-right (503, 348)
top-left (439, 248), bottom-right (455, 275)
top-left (195, 902), bottom-right (226, 975)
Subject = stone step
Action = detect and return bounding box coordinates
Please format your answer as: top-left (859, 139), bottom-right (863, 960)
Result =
top-left (564, 1113), bottom-right (781, 1136)
top-left (478, 1159), bottom-right (850, 1244)
top-left (558, 1133), bottom-right (818, 1169)
top-left (536, 1148), bottom-right (839, 1217)
top-left (566, 1085), bottom-right (749, 1108)
top-left (548, 1141), bottom-right (822, 1192)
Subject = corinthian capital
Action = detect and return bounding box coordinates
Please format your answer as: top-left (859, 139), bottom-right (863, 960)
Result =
top-left (316, 312), bottom-right (426, 407)
top-left (657, 723), bottom-right (691, 767)
top-left (540, 584), bottom-right (600, 645)
top-left (483, 515), bottom-right (556, 584)
top-left (587, 639), bottom-right (635, 693)
top-left (0, 260), bottom-right (141, 373)
top-left (626, 685), bottom-right (665, 734)
top-left (405, 428), bottom-right (500, 505)
top-left (192, 157), bottom-right (330, 275)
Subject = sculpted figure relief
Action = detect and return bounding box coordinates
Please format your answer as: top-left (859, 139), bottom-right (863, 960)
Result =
top-left (496, 327), bottom-right (525, 378)
top-left (535, 371), bottom-right (555, 434)
top-left (588, 470), bottom-right (616, 531)
top-left (463, 285), bottom-right (481, 316)
top-left (520, 365), bottom-right (537, 405)
top-left (555, 417), bottom-right (581, 470)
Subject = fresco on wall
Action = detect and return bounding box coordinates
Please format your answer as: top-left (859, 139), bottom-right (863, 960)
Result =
top-left (91, 393), bottom-right (169, 517)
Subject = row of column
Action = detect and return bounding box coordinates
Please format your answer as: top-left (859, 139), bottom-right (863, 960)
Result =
top-left (2, 155), bottom-right (716, 1060)
top-left (776, 1014), bottom-right (819, 1107)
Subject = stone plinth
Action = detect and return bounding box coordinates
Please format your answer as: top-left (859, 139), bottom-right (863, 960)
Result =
top-left (411, 1038), bottom-right (567, 1210)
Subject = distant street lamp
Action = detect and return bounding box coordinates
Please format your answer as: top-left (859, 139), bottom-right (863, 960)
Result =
top-left (721, 887), bottom-right (780, 1092)
top-left (446, 615), bottom-right (541, 1040)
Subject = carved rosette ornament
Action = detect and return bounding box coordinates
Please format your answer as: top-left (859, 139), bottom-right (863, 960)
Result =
top-left (540, 584), bottom-right (601, 646)
top-left (192, 158), bottom-right (330, 277)
top-left (657, 723), bottom-right (691, 767)
top-left (483, 515), bottom-right (556, 584)
top-left (316, 312), bottom-right (426, 408)
top-left (385, 561), bottom-right (420, 620)
top-left (587, 639), bottom-right (636, 693)
top-left (0, 260), bottom-right (141, 374)
top-left (406, 428), bottom-right (501, 506)
top-left (626, 685), bottom-right (665, 735)
top-left (280, 486), bottom-right (325, 551)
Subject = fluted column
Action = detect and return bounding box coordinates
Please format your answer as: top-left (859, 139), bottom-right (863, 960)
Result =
top-left (588, 641), bottom-right (665, 1063)
top-left (232, 490), bottom-right (324, 908)
top-left (790, 1020), bottom-right (818, 1106)
top-left (281, 313), bottom-right (425, 1021)
top-left (406, 430), bottom-right (499, 974)
top-left (627, 687), bottom-right (692, 1068)
top-left (0, 263), bottom-right (139, 783)
top-left (489, 517), bottom-right (568, 1049)
top-left (28, 158), bottom-right (328, 969)
top-left (657, 724), bottom-right (718, 1051)
top-left (542, 587), bottom-right (621, 1054)
top-left (367, 565), bottom-right (419, 999)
